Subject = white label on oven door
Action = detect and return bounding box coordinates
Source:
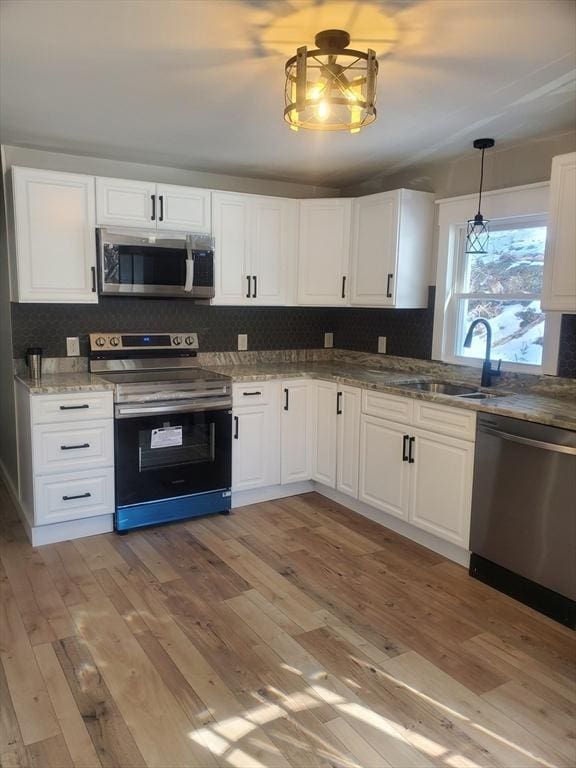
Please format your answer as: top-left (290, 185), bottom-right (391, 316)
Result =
top-left (150, 426), bottom-right (182, 449)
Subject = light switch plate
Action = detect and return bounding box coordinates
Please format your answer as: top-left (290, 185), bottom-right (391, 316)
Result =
top-left (237, 334), bottom-right (248, 351)
top-left (378, 336), bottom-right (387, 354)
top-left (66, 336), bottom-right (80, 356)
top-left (324, 332), bottom-right (334, 349)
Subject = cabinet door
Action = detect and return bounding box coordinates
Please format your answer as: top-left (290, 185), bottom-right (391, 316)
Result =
top-left (95, 177), bottom-right (156, 228)
top-left (542, 153), bottom-right (576, 312)
top-left (336, 386), bottom-right (361, 498)
top-left (311, 380), bottom-right (337, 487)
top-left (350, 192), bottom-right (398, 306)
top-left (359, 415), bottom-right (410, 520)
top-left (212, 192), bottom-right (250, 304)
top-left (281, 380), bottom-right (312, 484)
top-left (297, 199), bottom-right (352, 305)
top-left (250, 197), bottom-right (297, 305)
top-left (12, 167), bottom-right (97, 303)
top-left (232, 402), bottom-right (280, 491)
top-left (409, 429), bottom-right (474, 548)
top-left (156, 184), bottom-right (211, 232)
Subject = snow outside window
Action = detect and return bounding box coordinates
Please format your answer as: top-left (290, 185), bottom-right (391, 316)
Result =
top-left (450, 220), bottom-right (548, 368)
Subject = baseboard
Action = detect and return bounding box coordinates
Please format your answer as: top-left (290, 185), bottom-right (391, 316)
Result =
top-left (30, 514), bottom-right (114, 547)
top-left (313, 483), bottom-right (471, 567)
top-left (0, 457), bottom-right (32, 542)
top-left (232, 481), bottom-right (314, 509)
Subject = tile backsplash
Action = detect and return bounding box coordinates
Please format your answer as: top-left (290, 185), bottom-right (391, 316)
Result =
top-left (10, 288), bottom-right (576, 378)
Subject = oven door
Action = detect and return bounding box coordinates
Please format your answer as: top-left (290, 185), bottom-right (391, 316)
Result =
top-left (114, 401), bottom-right (232, 508)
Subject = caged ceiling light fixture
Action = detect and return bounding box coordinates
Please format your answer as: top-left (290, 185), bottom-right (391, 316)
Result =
top-left (466, 138), bottom-right (496, 254)
top-left (284, 29), bottom-right (378, 133)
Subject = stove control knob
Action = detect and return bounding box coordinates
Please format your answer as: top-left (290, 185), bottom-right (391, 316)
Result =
top-left (185, 336), bottom-right (195, 346)
top-left (110, 337), bottom-right (120, 347)
top-left (173, 336), bottom-right (182, 346)
top-left (95, 336), bottom-right (106, 347)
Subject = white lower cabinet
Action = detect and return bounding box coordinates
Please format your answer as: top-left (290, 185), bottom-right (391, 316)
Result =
top-left (281, 380), bottom-right (312, 484)
top-left (336, 386), bottom-right (361, 498)
top-left (232, 382), bottom-right (280, 491)
top-left (311, 381), bottom-right (338, 487)
top-left (408, 428), bottom-right (474, 546)
top-left (35, 468), bottom-right (115, 526)
top-left (359, 415), bottom-right (411, 519)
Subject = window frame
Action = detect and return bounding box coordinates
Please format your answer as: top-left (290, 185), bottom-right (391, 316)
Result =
top-left (433, 182), bottom-right (561, 376)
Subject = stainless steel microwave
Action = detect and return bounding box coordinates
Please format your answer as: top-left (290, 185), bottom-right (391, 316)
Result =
top-left (97, 228), bottom-right (215, 299)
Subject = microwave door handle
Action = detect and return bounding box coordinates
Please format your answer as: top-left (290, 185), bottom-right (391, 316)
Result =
top-left (184, 236), bottom-right (194, 292)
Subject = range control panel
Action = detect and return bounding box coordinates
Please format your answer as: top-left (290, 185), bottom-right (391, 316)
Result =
top-left (89, 333), bottom-right (199, 352)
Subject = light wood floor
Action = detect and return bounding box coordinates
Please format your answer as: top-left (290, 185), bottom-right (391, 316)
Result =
top-left (1, 480), bottom-right (574, 768)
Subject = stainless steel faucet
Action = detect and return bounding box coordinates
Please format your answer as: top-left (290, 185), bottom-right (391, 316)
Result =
top-left (463, 318), bottom-right (502, 387)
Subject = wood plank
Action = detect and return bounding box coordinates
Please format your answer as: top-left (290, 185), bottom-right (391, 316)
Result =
top-left (325, 717), bottom-right (394, 768)
top-left (54, 541), bottom-right (107, 603)
top-left (53, 636), bottom-right (146, 768)
top-left (0, 659), bottom-right (28, 768)
top-left (25, 735), bottom-right (73, 768)
top-left (38, 546), bottom-right (85, 607)
top-left (125, 533), bottom-right (180, 583)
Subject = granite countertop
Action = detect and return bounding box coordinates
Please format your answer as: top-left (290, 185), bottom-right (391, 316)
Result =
top-left (202, 361), bottom-right (576, 431)
top-left (15, 372), bottom-right (115, 394)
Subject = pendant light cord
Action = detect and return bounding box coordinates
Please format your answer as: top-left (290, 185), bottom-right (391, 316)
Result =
top-left (477, 147), bottom-right (485, 216)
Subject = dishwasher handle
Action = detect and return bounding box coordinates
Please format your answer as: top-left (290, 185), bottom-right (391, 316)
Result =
top-left (480, 426), bottom-right (576, 456)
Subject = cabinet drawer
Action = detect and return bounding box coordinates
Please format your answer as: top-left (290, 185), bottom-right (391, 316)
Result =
top-left (33, 420), bottom-right (114, 474)
top-left (31, 391), bottom-right (113, 424)
top-left (34, 468), bottom-right (114, 525)
top-left (413, 401), bottom-right (476, 441)
top-left (362, 390), bottom-right (414, 424)
top-left (233, 381), bottom-right (276, 407)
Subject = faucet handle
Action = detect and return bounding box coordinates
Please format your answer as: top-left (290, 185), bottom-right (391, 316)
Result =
top-left (493, 359), bottom-right (502, 375)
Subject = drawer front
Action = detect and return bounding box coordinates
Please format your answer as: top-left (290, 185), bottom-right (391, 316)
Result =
top-left (33, 420), bottom-right (114, 474)
top-left (413, 401), bottom-right (476, 441)
top-left (34, 468), bottom-right (114, 525)
top-left (233, 381), bottom-right (276, 407)
top-left (362, 390), bottom-right (414, 424)
top-left (32, 391), bottom-right (113, 424)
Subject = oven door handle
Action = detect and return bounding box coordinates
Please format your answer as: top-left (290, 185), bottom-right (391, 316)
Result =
top-left (115, 399), bottom-right (232, 418)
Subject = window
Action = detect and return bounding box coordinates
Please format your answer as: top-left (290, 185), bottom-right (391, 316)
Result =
top-left (451, 221), bottom-right (547, 367)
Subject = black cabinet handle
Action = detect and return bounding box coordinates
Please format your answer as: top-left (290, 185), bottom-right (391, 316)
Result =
top-left (408, 436), bottom-right (415, 464)
top-left (402, 434), bottom-right (410, 462)
top-left (336, 391), bottom-right (343, 415)
top-left (386, 273), bottom-right (393, 298)
top-left (59, 404), bottom-right (89, 410)
top-left (151, 194), bottom-right (156, 221)
top-left (283, 388), bottom-right (289, 411)
top-left (159, 195), bottom-right (164, 222)
top-left (91, 266), bottom-right (97, 293)
top-left (246, 275), bottom-right (251, 298)
top-left (341, 275), bottom-right (347, 299)
top-left (60, 443), bottom-right (90, 451)
top-left (252, 275), bottom-right (257, 298)
top-left (62, 492), bottom-right (91, 501)
top-left (233, 415), bottom-right (239, 439)
top-left (242, 391), bottom-right (262, 397)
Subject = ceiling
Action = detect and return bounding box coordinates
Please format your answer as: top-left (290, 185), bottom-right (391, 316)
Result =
top-left (1, 0), bottom-right (575, 188)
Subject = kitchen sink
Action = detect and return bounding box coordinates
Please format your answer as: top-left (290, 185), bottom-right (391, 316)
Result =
top-left (394, 380), bottom-right (500, 398)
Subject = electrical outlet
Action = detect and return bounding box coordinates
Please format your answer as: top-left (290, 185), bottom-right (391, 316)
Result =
top-left (66, 336), bottom-right (80, 356)
top-left (377, 336), bottom-right (387, 354)
top-left (237, 334), bottom-right (248, 351)
top-left (324, 332), bottom-right (334, 349)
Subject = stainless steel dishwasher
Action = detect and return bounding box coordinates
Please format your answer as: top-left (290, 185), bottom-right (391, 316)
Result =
top-left (470, 413), bottom-right (576, 628)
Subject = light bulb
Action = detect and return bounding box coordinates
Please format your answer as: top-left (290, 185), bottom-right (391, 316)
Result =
top-left (317, 100), bottom-right (330, 121)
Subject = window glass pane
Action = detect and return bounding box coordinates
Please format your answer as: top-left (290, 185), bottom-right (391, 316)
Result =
top-left (457, 299), bottom-right (545, 366)
top-left (463, 226), bottom-right (546, 294)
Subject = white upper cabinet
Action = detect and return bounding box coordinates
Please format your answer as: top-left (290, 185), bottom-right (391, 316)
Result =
top-left (12, 167), bottom-right (98, 303)
top-left (350, 189), bottom-right (434, 308)
top-left (542, 152), bottom-right (576, 312)
top-left (96, 177), bottom-right (156, 228)
top-left (95, 177), bottom-right (211, 232)
top-left (297, 199), bottom-right (352, 306)
top-left (212, 192), bottom-right (297, 306)
top-left (156, 183), bottom-right (211, 232)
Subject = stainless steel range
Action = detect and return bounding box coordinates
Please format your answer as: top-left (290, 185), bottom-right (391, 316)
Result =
top-left (89, 332), bottom-right (232, 532)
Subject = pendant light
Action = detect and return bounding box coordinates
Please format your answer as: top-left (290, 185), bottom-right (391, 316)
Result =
top-left (284, 29), bottom-right (378, 133)
top-left (466, 138), bottom-right (495, 254)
